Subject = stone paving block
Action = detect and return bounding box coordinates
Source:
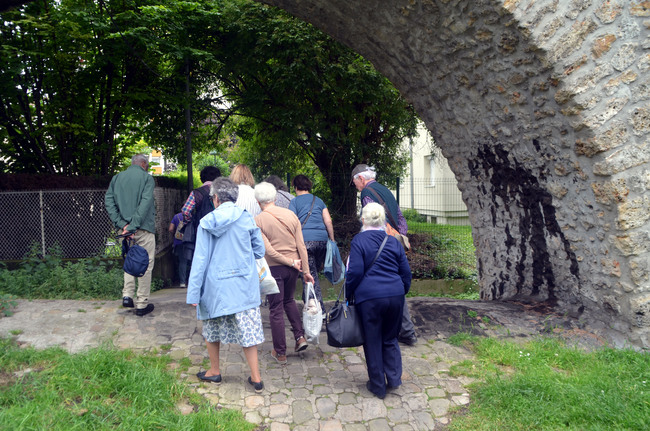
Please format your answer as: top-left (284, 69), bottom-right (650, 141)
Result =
top-left (319, 419), bottom-right (343, 431)
top-left (245, 410), bottom-right (263, 424)
top-left (387, 407), bottom-right (410, 423)
top-left (412, 411), bottom-right (436, 430)
top-left (245, 394), bottom-right (265, 408)
top-left (440, 378), bottom-right (466, 394)
top-left (427, 387), bottom-right (447, 398)
top-left (269, 403), bottom-right (291, 419)
top-left (293, 399), bottom-right (315, 424)
top-left (405, 392), bottom-right (429, 410)
top-left (270, 423), bottom-right (291, 431)
top-left (316, 396), bottom-right (337, 418)
top-left (428, 398), bottom-right (451, 417)
top-left (360, 397), bottom-right (387, 421)
top-left (367, 418), bottom-right (392, 430)
top-left (337, 392), bottom-right (357, 405)
top-left (335, 404), bottom-right (362, 422)
top-left (314, 384), bottom-right (334, 395)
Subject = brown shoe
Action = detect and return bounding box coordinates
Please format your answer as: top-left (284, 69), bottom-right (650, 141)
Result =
top-left (271, 349), bottom-right (287, 365)
top-left (295, 336), bottom-right (308, 352)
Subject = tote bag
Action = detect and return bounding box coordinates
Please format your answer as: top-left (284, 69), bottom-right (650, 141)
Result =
top-left (302, 282), bottom-right (322, 344)
top-left (257, 257), bottom-right (280, 295)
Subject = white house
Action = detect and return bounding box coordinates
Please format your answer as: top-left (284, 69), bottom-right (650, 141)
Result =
top-left (398, 123), bottom-right (469, 226)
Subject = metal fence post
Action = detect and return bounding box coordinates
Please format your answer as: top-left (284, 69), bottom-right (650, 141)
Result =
top-left (39, 190), bottom-right (46, 256)
top-left (396, 177), bottom-right (400, 205)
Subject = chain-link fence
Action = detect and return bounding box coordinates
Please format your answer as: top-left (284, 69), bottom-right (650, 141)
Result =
top-left (397, 178), bottom-right (468, 226)
top-left (0, 179), bottom-right (470, 262)
top-left (0, 188), bottom-right (184, 261)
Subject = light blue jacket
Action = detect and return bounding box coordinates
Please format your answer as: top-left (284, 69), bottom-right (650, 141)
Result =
top-left (186, 201), bottom-right (265, 320)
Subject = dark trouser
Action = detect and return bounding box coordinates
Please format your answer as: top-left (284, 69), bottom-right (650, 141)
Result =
top-left (400, 301), bottom-right (416, 339)
top-left (268, 265), bottom-right (305, 356)
top-left (303, 240), bottom-right (326, 310)
top-left (173, 244), bottom-right (188, 284)
top-left (358, 295), bottom-right (404, 398)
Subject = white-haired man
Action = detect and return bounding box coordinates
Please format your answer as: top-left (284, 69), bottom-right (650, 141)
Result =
top-left (351, 163), bottom-right (417, 346)
top-left (105, 154), bottom-right (156, 317)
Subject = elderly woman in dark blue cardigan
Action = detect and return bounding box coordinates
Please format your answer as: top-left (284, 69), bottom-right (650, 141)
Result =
top-left (345, 202), bottom-right (412, 399)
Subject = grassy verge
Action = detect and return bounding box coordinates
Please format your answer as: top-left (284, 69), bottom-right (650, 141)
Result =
top-left (408, 221), bottom-right (477, 280)
top-left (446, 334), bottom-right (650, 430)
top-left (0, 337), bottom-right (254, 431)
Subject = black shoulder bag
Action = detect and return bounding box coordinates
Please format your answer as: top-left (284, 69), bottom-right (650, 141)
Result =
top-left (325, 235), bottom-right (389, 348)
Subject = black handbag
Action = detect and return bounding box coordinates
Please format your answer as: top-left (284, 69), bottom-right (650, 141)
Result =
top-left (325, 285), bottom-right (365, 348)
top-left (325, 235), bottom-right (389, 348)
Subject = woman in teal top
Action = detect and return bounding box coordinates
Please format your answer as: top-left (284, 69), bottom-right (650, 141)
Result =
top-left (289, 175), bottom-right (335, 310)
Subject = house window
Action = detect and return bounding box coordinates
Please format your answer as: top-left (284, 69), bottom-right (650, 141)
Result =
top-left (426, 155), bottom-right (436, 187)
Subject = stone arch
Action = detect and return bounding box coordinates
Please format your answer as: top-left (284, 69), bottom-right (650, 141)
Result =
top-left (261, 0), bottom-right (650, 347)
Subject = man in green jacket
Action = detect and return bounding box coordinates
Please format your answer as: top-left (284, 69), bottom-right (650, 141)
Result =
top-left (105, 154), bottom-right (156, 316)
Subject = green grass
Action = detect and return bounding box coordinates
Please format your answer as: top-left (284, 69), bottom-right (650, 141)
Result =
top-left (408, 221), bottom-right (477, 280)
top-left (446, 335), bottom-right (650, 430)
top-left (0, 337), bottom-right (255, 431)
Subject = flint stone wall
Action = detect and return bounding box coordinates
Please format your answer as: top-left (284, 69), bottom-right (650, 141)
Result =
top-left (260, 0), bottom-right (650, 348)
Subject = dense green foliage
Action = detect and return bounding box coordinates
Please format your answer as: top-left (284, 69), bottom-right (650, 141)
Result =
top-left (0, 245), bottom-right (161, 300)
top-left (0, 338), bottom-right (255, 430)
top-left (447, 336), bottom-right (650, 430)
top-left (213, 0), bottom-right (418, 215)
top-left (0, 0), bottom-right (168, 174)
top-left (1, 0), bottom-right (418, 215)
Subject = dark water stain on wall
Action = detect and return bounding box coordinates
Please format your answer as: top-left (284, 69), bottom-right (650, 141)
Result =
top-left (468, 142), bottom-right (580, 304)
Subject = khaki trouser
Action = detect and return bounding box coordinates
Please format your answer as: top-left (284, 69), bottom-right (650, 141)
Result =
top-left (123, 230), bottom-right (155, 309)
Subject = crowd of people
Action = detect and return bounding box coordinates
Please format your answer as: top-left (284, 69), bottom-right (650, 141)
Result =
top-left (105, 156), bottom-right (413, 398)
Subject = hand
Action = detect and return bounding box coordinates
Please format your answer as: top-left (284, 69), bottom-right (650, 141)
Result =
top-left (121, 225), bottom-right (134, 238)
top-left (304, 273), bottom-right (314, 284)
top-left (191, 304), bottom-right (197, 307)
top-left (293, 259), bottom-right (301, 270)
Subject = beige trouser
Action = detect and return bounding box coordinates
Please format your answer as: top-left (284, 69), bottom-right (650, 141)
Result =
top-left (123, 229), bottom-right (156, 309)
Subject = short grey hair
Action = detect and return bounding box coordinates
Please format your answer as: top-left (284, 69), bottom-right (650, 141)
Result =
top-left (356, 167), bottom-right (376, 181)
top-left (210, 177), bottom-right (239, 203)
top-left (254, 182), bottom-right (277, 204)
top-left (131, 154), bottom-right (148, 167)
top-left (361, 202), bottom-right (386, 228)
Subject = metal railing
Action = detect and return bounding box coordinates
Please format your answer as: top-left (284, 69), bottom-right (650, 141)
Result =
top-left (397, 178), bottom-right (469, 226)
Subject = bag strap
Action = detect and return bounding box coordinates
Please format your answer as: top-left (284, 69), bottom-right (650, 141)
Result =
top-left (300, 195), bottom-right (317, 227)
top-left (366, 187), bottom-right (400, 232)
top-left (335, 235), bottom-right (388, 306)
top-left (369, 235), bottom-right (389, 269)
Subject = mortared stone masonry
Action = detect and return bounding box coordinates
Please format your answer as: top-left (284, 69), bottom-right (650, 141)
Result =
top-left (260, 0), bottom-right (650, 348)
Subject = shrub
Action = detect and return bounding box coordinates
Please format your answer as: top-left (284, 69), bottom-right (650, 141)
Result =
top-left (0, 245), bottom-right (160, 300)
top-left (402, 208), bottom-right (426, 222)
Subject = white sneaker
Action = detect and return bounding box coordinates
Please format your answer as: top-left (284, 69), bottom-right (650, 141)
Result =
top-left (180, 283), bottom-right (186, 288)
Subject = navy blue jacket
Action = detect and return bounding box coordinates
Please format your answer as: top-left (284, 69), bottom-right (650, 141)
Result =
top-left (345, 230), bottom-right (411, 304)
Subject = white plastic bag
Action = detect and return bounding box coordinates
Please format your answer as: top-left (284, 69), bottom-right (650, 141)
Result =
top-left (302, 282), bottom-right (322, 344)
top-left (257, 257), bottom-right (279, 295)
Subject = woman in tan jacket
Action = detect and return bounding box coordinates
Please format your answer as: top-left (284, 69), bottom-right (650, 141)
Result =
top-left (254, 182), bottom-right (315, 365)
